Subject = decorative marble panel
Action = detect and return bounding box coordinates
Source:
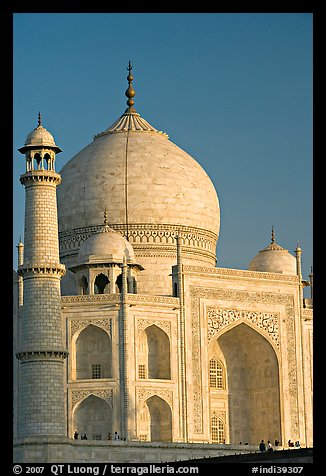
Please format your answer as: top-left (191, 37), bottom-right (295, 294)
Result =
top-left (190, 287), bottom-right (298, 437)
top-left (70, 318), bottom-right (112, 337)
top-left (71, 389), bottom-right (113, 410)
top-left (136, 319), bottom-right (171, 338)
top-left (136, 388), bottom-right (173, 408)
top-left (207, 308), bottom-right (279, 348)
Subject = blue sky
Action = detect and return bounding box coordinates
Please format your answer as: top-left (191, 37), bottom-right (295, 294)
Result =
top-left (13, 13), bottom-right (313, 283)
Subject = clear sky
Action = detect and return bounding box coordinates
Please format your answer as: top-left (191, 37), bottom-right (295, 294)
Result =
top-left (13, 13), bottom-right (313, 284)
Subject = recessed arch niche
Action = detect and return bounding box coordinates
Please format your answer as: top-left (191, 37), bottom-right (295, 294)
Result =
top-left (138, 324), bottom-right (171, 379)
top-left (73, 395), bottom-right (112, 440)
top-left (138, 395), bottom-right (172, 442)
top-left (75, 324), bottom-right (112, 380)
top-left (216, 322), bottom-right (281, 445)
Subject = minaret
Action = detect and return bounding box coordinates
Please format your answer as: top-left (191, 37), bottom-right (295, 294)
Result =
top-left (17, 114), bottom-right (67, 438)
top-left (295, 242), bottom-right (303, 280)
top-left (308, 266), bottom-right (313, 300)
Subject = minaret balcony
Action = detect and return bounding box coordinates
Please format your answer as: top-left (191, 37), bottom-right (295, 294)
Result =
top-left (18, 262), bottom-right (66, 277)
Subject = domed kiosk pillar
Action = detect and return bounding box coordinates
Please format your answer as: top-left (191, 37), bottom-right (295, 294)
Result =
top-left (16, 115), bottom-right (67, 439)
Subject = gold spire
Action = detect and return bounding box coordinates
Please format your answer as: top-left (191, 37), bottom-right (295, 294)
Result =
top-left (125, 61), bottom-right (136, 113)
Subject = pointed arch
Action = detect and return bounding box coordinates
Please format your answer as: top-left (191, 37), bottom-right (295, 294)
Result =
top-left (209, 357), bottom-right (226, 389)
top-left (212, 314), bottom-right (280, 358)
top-left (211, 414), bottom-right (226, 443)
top-left (137, 324), bottom-right (171, 380)
top-left (146, 395), bottom-right (172, 442)
top-left (43, 152), bottom-right (51, 170)
top-left (94, 273), bottom-right (109, 294)
top-left (217, 322), bottom-right (281, 445)
top-left (34, 152), bottom-right (42, 170)
top-left (73, 395), bottom-right (112, 440)
top-left (75, 324), bottom-right (112, 380)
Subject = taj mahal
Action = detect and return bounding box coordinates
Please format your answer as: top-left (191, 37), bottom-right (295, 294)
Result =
top-left (13, 63), bottom-right (313, 463)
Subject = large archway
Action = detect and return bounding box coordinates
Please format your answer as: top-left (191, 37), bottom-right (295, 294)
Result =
top-left (73, 395), bottom-right (112, 440)
top-left (217, 322), bottom-right (281, 445)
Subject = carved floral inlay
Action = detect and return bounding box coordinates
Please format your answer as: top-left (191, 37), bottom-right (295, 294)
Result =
top-left (70, 318), bottom-right (112, 337)
top-left (137, 388), bottom-right (173, 408)
top-left (136, 319), bottom-right (171, 338)
top-left (71, 389), bottom-right (113, 409)
top-left (59, 223), bottom-right (217, 257)
top-left (207, 308), bottom-right (279, 348)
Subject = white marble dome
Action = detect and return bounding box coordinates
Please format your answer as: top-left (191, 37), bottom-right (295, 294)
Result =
top-left (26, 126), bottom-right (56, 146)
top-left (20, 114), bottom-right (62, 153)
top-left (57, 110), bottom-right (220, 238)
top-left (249, 235), bottom-right (297, 275)
top-left (77, 224), bottom-right (136, 265)
top-left (18, 113), bottom-right (62, 154)
top-left (57, 75), bottom-right (220, 295)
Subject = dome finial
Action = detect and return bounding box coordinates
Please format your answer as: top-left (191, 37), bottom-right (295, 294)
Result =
top-left (125, 61), bottom-right (136, 112)
top-left (38, 111), bottom-right (42, 127)
top-left (104, 209), bottom-right (108, 226)
top-left (271, 225), bottom-right (275, 244)
top-left (100, 209), bottom-right (111, 233)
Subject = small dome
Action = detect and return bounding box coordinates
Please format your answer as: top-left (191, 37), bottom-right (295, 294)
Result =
top-left (25, 125), bottom-right (57, 147)
top-left (248, 230), bottom-right (297, 275)
top-left (77, 224), bottom-right (137, 266)
top-left (18, 114), bottom-right (62, 154)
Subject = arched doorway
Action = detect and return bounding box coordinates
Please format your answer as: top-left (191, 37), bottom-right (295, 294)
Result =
top-left (146, 396), bottom-right (172, 442)
top-left (217, 322), bottom-right (281, 445)
top-left (94, 273), bottom-right (109, 294)
top-left (73, 395), bottom-right (112, 440)
top-left (75, 324), bottom-right (112, 379)
top-left (137, 325), bottom-right (171, 379)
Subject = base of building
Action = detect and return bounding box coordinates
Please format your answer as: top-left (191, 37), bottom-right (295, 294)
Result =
top-left (13, 438), bottom-right (260, 463)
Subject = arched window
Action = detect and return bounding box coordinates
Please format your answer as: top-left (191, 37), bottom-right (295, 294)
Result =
top-left (115, 274), bottom-right (122, 293)
top-left (34, 153), bottom-right (42, 170)
top-left (94, 273), bottom-right (109, 294)
top-left (173, 282), bottom-right (178, 297)
top-left (209, 358), bottom-right (224, 389)
top-left (211, 415), bottom-right (225, 443)
top-left (79, 276), bottom-right (88, 295)
top-left (43, 153), bottom-right (51, 170)
top-left (116, 274), bottom-right (136, 293)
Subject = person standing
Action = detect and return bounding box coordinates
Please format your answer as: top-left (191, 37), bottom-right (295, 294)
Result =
top-left (259, 439), bottom-right (266, 451)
